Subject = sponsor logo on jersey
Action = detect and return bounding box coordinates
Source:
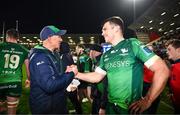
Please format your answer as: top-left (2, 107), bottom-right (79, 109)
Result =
top-left (1, 70), bottom-right (16, 74)
top-left (2, 49), bottom-right (23, 55)
top-left (104, 55), bottom-right (108, 58)
top-left (105, 60), bottom-right (130, 69)
top-left (119, 48), bottom-right (129, 56)
top-left (0, 84), bottom-right (17, 89)
top-left (104, 58), bottom-right (109, 62)
top-left (121, 48), bottom-right (128, 53)
top-left (110, 50), bottom-right (116, 54)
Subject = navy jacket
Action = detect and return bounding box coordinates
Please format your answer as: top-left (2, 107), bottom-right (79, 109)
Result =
top-left (29, 45), bottom-right (74, 114)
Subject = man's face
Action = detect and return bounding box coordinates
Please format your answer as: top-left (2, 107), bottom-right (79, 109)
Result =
top-left (75, 46), bottom-right (83, 55)
top-left (49, 35), bottom-right (62, 50)
top-left (102, 22), bottom-right (115, 43)
top-left (166, 44), bottom-right (179, 61)
top-left (89, 50), bottom-right (101, 59)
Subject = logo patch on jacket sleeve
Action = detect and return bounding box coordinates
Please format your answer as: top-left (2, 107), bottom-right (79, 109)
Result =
top-left (36, 61), bottom-right (45, 66)
top-left (141, 45), bottom-right (152, 56)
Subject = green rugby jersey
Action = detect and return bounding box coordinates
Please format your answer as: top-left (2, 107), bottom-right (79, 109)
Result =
top-left (77, 53), bottom-right (92, 73)
top-left (97, 38), bottom-right (159, 109)
top-left (0, 42), bottom-right (29, 83)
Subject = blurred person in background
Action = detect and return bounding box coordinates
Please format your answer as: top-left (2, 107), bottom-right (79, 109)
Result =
top-left (76, 44), bottom-right (92, 103)
top-left (89, 44), bottom-right (108, 115)
top-left (166, 39), bottom-right (180, 114)
top-left (59, 41), bottom-right (82, 114)
top-left (0, 29), bottom-right (30, 114)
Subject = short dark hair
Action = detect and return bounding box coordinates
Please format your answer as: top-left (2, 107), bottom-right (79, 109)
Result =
top-left (165, 39), bottom-right (180, 49)
top-left (6, 28), bottom-right (19, 39)
top-left (102, 16), bottom-right (124, 33)
top-left (77, 44), bottom-right (85, 49)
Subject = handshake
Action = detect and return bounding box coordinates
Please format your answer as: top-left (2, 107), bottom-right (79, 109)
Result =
top-left (65, 65), bottom-right (80, 92)
top-left (65, 65), bottom-right (78, 76)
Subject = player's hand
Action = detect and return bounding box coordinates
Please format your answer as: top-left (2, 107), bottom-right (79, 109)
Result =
top-left (25, 79), bottom-right (30, 88)
top-left (66, 65), bottom-right (78, 75)
top-left (129, 97), bottom-right (152, 114)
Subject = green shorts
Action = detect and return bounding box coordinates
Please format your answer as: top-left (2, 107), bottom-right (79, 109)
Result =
top-left (0, 82), bottom-right (22, 100)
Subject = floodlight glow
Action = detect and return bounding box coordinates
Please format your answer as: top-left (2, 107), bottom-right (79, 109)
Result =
top-left (90, 40), bottom-right (95, 44)
top-left (69, 39), bottom-right (73, 42)
top-left (140, 26), bottom-right (144, 29)
top-left (174, 14), bottom-right (179, 17)
top-left (158, 28), bottom-right (163, 32)
top-left (149, 20), bottom-right (153, 23)
top-left (126, 0), bottom-right (144, 2)
top-left (164, 32), bottom-right (168, 34)
top-left (176, 27), bottom-right (180, 30)
top-left (161, 12), bottom-right (166, 16)
top-left (149, 27), bottom-right (153, 30)
top-left (80, 41), bottom-right (84, 44)
top-left (159, 21), bottom-right (164, 25)
top-left (170, 23), bottom-right (175, 26)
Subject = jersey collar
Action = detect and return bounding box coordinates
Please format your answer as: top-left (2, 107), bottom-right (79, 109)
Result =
top-left (112, 38), bottom-right (125, 49)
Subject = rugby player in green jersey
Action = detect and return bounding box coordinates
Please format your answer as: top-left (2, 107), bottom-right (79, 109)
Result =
top-left (0, 29), bottom-right (30, 114)
top-left (70, 16), bottom-right (170, 114)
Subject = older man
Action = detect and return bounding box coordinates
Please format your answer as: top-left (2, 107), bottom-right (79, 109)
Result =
top-left (29, 25), bottom-right (77, 114)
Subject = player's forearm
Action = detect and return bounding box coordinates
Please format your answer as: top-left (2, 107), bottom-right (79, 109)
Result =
top-left (145, 61), bottom-right (169, 103)
top-left (76, 72), bottom-right (104, 83)
top-left (26, 70), bottom-right (30, 80)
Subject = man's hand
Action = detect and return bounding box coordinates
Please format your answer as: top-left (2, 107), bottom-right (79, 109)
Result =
top-left (25, 79), bottom-right (30, 88)
top-left (66, 65), bottom-right (78, 75)
top-left (129, 96), bottom-right (152, 114)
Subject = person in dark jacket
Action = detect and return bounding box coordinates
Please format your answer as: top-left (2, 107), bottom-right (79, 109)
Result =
top-left (28, 25), bottom-right (77, 114)
top-left (59, 42), bottom-right (82, 114)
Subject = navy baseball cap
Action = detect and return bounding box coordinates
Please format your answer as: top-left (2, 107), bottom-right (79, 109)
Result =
top-left (40, 25), bottom-right (67, 41)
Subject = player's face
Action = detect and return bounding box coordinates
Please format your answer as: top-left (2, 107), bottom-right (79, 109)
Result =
top-left (166, 44), bottom-right (179, 61)
top-left (102, 22), bottom-right (115, 43)
top-left (50, 35), bottom-right (62, 50)
top-left (75, 46), bottom-right (83, 55)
